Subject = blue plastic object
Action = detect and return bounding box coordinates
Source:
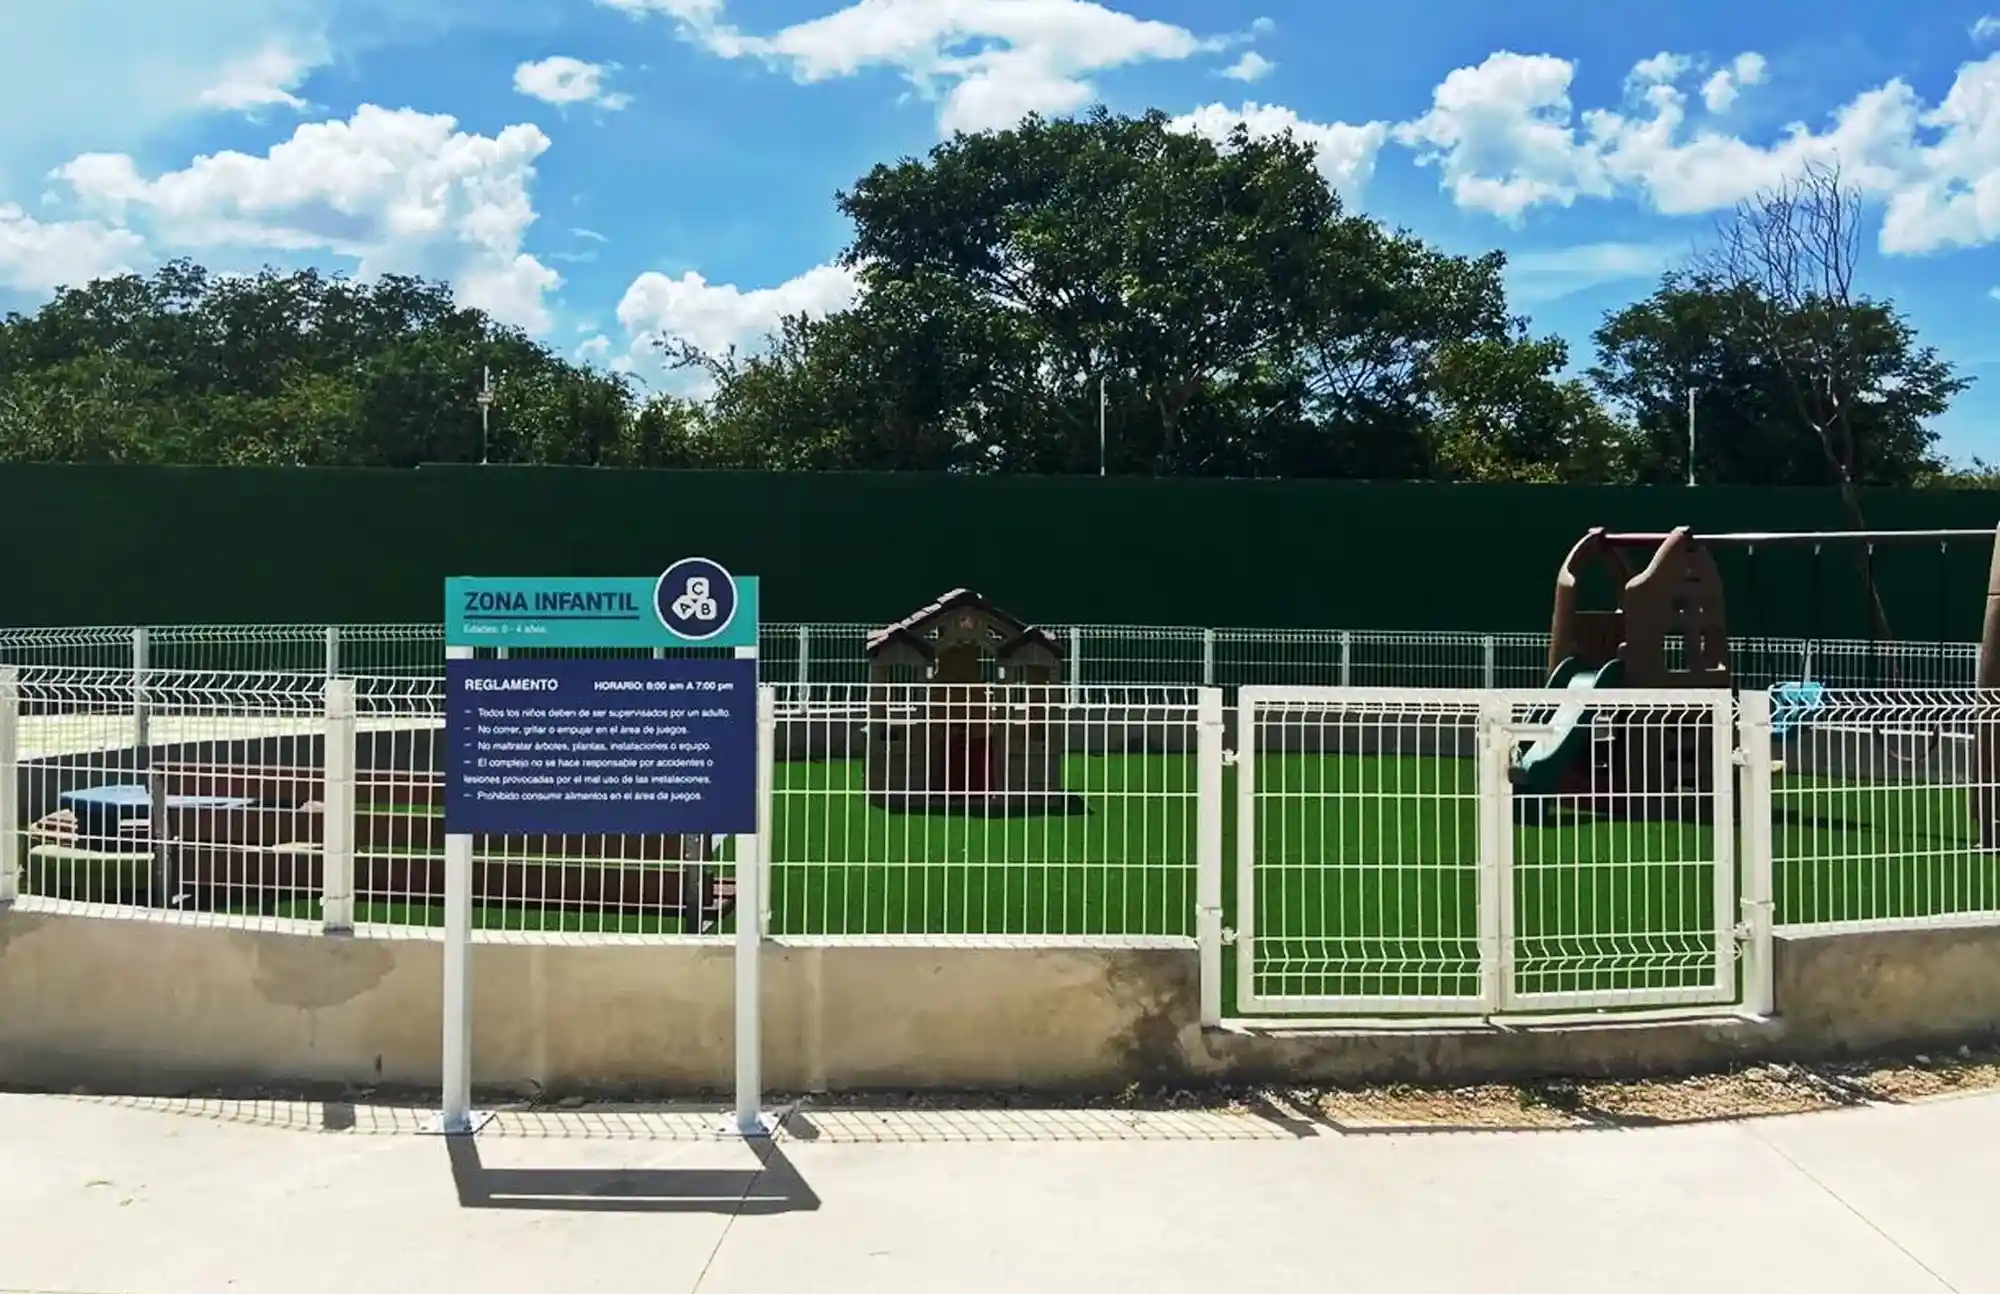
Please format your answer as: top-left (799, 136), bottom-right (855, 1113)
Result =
top-left (1769, 680), bottom-right (1826, 738)
top-left (60, 784), bottom-right (251, 848)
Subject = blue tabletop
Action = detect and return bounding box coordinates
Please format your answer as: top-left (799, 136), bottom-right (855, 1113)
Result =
top-left (62, 785), bottom-right (253, 811)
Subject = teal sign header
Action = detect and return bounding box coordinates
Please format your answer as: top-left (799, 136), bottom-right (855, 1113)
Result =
top-left (446, 560), bottom-right (759, 649)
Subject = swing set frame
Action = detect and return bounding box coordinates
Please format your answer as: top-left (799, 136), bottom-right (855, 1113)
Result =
top-left (1546, 523), bottom-right (2000, 845)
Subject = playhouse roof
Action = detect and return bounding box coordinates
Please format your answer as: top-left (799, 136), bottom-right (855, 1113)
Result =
top-left (864, 588), bottom-right (1063, 659)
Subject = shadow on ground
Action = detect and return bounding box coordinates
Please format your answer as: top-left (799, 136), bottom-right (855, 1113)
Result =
top-left (445, 1132), bottom-right (820, 1215)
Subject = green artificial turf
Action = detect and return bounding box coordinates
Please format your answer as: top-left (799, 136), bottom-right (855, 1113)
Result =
top-left (765, 754), bottom-right (1197, 938)
top-left (1769, 773), bottom-right (1999, 927)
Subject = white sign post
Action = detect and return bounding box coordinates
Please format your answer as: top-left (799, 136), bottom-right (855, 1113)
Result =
top-left (430, 563), bottom-right (765, 1139)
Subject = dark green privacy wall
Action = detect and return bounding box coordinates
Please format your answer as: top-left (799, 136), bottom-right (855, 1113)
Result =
top-left (2, 464), bottom-right (1994, 638)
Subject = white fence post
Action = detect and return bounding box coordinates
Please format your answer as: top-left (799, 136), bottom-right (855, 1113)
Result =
top-left (131, 626), bottom-right (150, 752)
top-left (0, 666), bottom-right (17, 908)
top-left (438, 644), bottom-right (479, 1135)
top-left (1201, 629), bottom-right (1217, 688)
top-left (1338, 631), bottom-right (1352, 686)
top-left (1737, 690), bottom-right (1776, 1017)
top-left (132, 628), bottom-right (173, 906)
top-left (734, 684), bottom-right (776, 1137)
top-left (1481, 635), bottom-right (1497, 688)
top-left (324, 626), bottom-right (341, 679)
top-left (796, 624), bottom-right (811, 685)
top-left (1232, 691), bottom-right (1259, 1016)
top-left (1195, 687), bottom-right (1225, 1025)
top-left (322, 678), bottom-right (356, 934)
top-left (1476, 697), bottom-right (1510, 1011)
top-left (1067, 627), bottom-right (1084, 703)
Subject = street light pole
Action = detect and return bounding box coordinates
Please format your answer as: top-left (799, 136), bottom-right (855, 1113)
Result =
top-left (477, 366), bottom-right (494, 465)
top-left (1099, 374), bottom-right (1107, 477)
top-left (1686, 387), bottom-right (1696, 487)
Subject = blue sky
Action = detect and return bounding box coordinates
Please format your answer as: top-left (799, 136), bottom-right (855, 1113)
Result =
top-left (9, 0), bottom-right (2000, 460)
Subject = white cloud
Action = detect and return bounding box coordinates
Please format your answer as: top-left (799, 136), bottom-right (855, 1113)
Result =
top-left (1172, 102), bottom-right (1388, 202)
top-left (1878, 56), bottom-right (2000, 253)
top-left (615, 262), bottom-right (861, 359)
top-left (197, 37), bottom-right (325, 113)
top-left (49, 105), bottom-right (564, 333)
top-left (1394, 48), bottom-right (1934, 225)
top-left (0, 204), bottom-right (146, 293)
top-left (1221, 51), bottom-right (1273, 83)
top-left (1975, 16), bottom-right (2000, 43)
top-left (1629, 52), bottom-right (1691, 87)
top-left (597, 0), bottom-right (727, 18)
top-left (514, 56), bottom-right (631, 109)
top-left (1700, 52), bottom-right (1767, 113)
top-left (1394, 52), bottom-right (1607, 220)
top-left (606, 0), bottom-right (1229, 135)
top-left (1502, 239), bottom-right (1686, 304)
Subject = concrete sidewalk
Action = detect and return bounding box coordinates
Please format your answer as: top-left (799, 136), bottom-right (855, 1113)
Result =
top-left (0, 1091), bottom-right (1992, 1294)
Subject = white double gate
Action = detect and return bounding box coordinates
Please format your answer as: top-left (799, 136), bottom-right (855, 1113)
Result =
top-left (1228, 687), bottom-right (1774, 1020)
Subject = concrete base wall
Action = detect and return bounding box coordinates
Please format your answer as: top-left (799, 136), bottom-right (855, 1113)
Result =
top-left (2, 910), bottom-right (1998, 1096)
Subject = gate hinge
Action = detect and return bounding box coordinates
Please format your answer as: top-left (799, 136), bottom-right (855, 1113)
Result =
top-left (1220, 926), bottom-right (1239, 946)
top-left (1220, 748), bottom-right (1240, 766)
top-left (1730, 748), bottom-right (1751, 767)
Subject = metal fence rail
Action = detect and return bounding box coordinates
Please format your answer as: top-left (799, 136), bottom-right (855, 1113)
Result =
top-left (1768, 688), bottom-right (2000, 934)
top-left (5, 656), bottom-right (1997, 1012)
top-left (346, 676), bottom-right (742, 939)
top-left (4, 667), bottom-right (341, 931)
top-left (0, 669), bottom-right (1201, 945)
top-left (765, 683), bottom-right (1202, 940)
top-left (1233, 686), bottom-right (1744, 1018)
top-left (0, 622), bottom-right (1979, 693)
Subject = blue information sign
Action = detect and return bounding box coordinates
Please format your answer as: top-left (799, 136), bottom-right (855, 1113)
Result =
top-left (445, 567), bottom-right (758, 649)
top-left (443, 657), bottom-right (758, 836)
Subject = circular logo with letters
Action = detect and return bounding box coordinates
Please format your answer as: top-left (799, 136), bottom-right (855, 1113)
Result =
top-left (654, 557), bottom-right (738, 642)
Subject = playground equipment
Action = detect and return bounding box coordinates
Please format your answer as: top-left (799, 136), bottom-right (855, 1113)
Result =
top-left (1529, 525), bottom-right (2000, 840)
top-left (863, 589), bottom-right (1084, 815)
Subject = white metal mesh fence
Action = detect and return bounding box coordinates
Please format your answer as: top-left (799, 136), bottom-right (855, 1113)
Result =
top-left (1502, 692), bottom-right (1737, 1011)
top-left (1769, 689), bottom-right (2000, 933)
top-left (344, 677), bottom-right (738, 940)
top-left (0, 623), bottom-right (1976, 694)
top-left (1236, 692), bottom-right (1489, 1014)
top-left (766, 683), bottom-right (1200, 940)
top-left (6, 668), bottom-right (342, 930)
top-left (1234, 687), bottom-right (1739, 1017)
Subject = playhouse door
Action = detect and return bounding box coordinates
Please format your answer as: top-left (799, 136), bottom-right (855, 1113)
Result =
top-left (952, 731), bottom-right (990, 792)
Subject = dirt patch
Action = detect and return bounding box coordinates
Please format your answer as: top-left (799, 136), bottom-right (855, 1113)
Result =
top-left (1565, 1066), bottom-right (1848, 1125)
top-left (43, 1041), bottom-right (2000, 1133)
top-left (1253, 1045), bottom-right (2000, 1130)
top-left (784, 1043), bottom-right (2000, 1132)
top-left (1313, 1083), bottom-right (1582, 1130)
top-left (1827, 1044), bottom-right (2000, 1104)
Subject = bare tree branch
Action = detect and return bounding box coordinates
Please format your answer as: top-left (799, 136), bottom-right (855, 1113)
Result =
top-left (1693, 157), bottom-right (1893, 645)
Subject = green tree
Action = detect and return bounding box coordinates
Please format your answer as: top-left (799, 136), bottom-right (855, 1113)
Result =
top-left (0, 259), bottom-right (623, 468)
top-left (1428, 335), bottom-right (1637, 483)
top-left (682, 108), bottom-right (1619, 480)
top-left (1590, 273), bottom-right (1963, 487)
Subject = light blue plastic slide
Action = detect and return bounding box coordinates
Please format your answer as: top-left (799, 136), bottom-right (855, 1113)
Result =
top-left (1508, 655), bottom-right (1625, 795)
